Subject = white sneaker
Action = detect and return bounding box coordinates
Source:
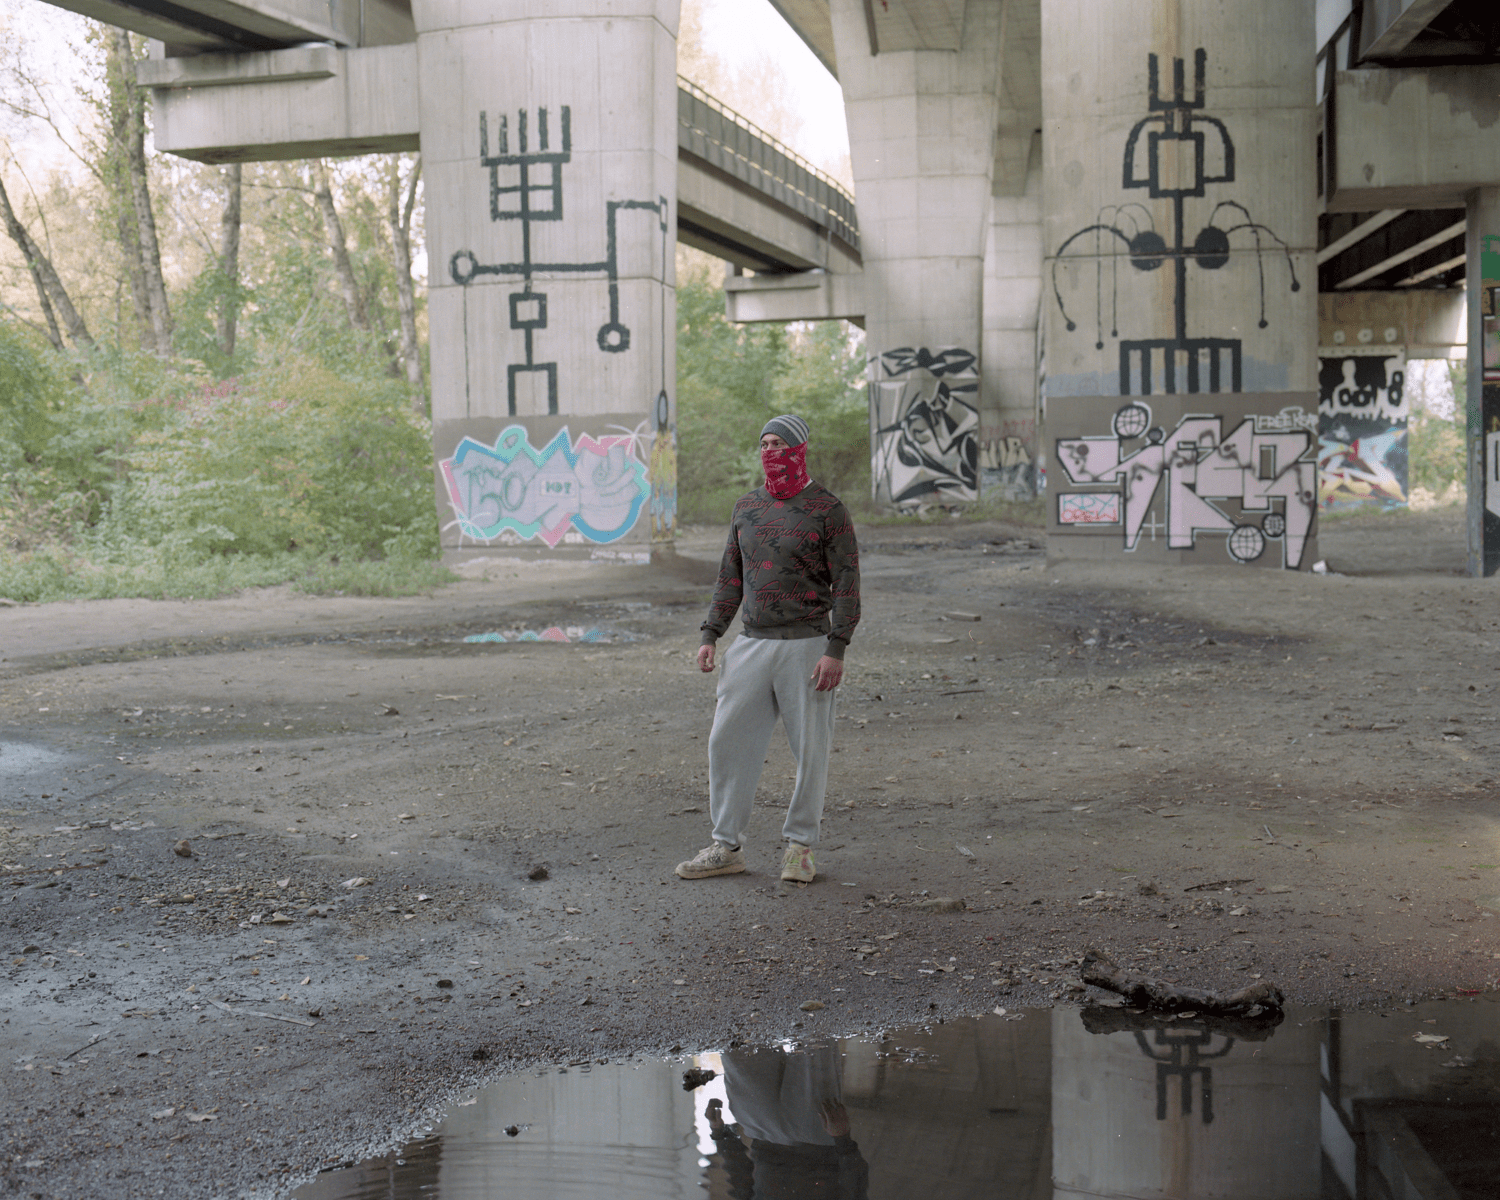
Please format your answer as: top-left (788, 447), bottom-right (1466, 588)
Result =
top-left (675, 842), bottom-right (746, 879)
top-left (781, 843), bottom-right (815, 882)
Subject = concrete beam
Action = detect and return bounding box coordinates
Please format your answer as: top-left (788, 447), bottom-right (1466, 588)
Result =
top-left (676, 152), bottom-right (861, 274)
top-left (765, 0), bottom-right (837, 78)
top-left (1395, 252), bottom-right (1466, 287)
top-left (150, 43), bottom-right (419, 163)
top-left (52, 0), bottom-right (414, 54)
top-left (1326, 65), bottom-right (1500, 211)
top-left (723, 272), bottom-right (864, 324)
top-left (1333, 218), bottom-right (1465, 287)
top-left (1318, 289), bottom-right (1467, 357)
top-left (138, 46), bottom-right (337, 89)
top-left (867, 0), bottom-right (966, 53)
top-left (1357, 0), bottom-right (1453, 61)
top-left (53, 0), bottom-right (351, 52)
top-left (1316, 209), bottom-right (1405, 265)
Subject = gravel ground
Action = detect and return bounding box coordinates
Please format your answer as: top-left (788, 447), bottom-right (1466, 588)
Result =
top-left (1, 507), bottom-right (1496, 1198)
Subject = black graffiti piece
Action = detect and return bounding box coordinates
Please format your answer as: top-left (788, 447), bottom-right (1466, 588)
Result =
top-left (1133, 1026), bottom-right (1237, 1125)
top-left (448, 106), bottom-right (670, 415)
top-left (873, 349), bottom-right (980, 506)
top-left (1317, 355), bottom-right (1405, 412)
top-left (880, 346), bottom-right (977, 379)
top-left (1050, 50), bottom-right (1300, 396)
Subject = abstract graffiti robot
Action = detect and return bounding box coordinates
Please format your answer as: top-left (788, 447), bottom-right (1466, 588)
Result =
top-left (1055, 401), bottom-right (1317, 568)
top-left (1050, 50), bottom-right (1300, 396)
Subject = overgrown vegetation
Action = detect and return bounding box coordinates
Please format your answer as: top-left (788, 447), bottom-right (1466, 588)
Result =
top-left (676, 265), bottom-right (867, 523)
top-left (0, 324), bottom-right (447, 602)
top-left (1406, 361), bottom-right (1468, 504)
top-left (0, 25), bottom-right (444, 602)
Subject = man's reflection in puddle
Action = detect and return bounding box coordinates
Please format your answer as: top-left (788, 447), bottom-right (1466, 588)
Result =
top-left (707, 1045), bottom-right (869, 1200)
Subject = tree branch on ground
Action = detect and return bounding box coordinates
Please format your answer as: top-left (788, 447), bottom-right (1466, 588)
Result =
top-left (1080, 947), bottom-right (1284, 1016)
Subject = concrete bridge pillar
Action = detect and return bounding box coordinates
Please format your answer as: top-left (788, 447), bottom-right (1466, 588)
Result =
top-left (416, 0), bottom-right (681, 560)
top-left (1041, 0), bottom-right (1320, 570)
top-left (1465, 188), bottom-right (1500, 577)
top-left (829, 0), bottom-right (1002, 511)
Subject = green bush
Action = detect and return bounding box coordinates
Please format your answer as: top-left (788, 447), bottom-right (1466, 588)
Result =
top-left (0, 332), bottom-right (451, 603)
top-left (1407, 361), bottom-right (1467, 501)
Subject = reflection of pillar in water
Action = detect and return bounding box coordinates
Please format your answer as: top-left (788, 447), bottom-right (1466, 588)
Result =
top-left (1050, 1010), bottom-right (1320, 1200)
top-left (433, 1061), bottom-right (701, 1200)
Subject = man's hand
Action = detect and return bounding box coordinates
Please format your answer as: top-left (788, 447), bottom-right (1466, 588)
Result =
top-left (810, 655), bottom-right (843, 691)
top-left (706, 1097), bottom-right (726, 1131)
top-left (697, 644), bottom-right (716, 673)
top-left (819, 1099), bottom-right (849, 1137)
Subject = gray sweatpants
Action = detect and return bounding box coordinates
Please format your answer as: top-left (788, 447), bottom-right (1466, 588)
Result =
top-left (709, 635), bottom-right (836, 848)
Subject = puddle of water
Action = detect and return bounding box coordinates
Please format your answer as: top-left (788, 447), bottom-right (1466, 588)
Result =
top-left (295, 995), bottom-right (1500, 1200)
top-left (460, 625), bottom-right (634, 645)
top-left (0, 739), bottom-right (73, 780)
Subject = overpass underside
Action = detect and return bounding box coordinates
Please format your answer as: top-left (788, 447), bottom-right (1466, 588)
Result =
top-left (49, 0), bottom-right (1500, 576)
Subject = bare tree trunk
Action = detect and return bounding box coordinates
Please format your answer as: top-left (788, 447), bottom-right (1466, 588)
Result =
top-left (103, 45), bottom-right (150, 344)
top-left (215, 162), bottom-right (242, 360)
top-left (0, 173), bottom-right (93, 348)
top-left (109, 29), bottom-right (172, 356)
top-left (313, 161), bottom-right (368, 331)
top-left (386, 155), bottom-right (424, 410)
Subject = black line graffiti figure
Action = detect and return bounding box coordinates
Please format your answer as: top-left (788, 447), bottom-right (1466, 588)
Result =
top-left (449, 106), bottom-right (669, 416)
top-left (1133, 1026), bottom-right (1237, 1125)
top-left (1051, 50), bottom-right (1300, 396)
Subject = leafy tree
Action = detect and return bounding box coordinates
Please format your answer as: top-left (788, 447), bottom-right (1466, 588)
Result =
top-left (676, 264), bottom-right (865, 523)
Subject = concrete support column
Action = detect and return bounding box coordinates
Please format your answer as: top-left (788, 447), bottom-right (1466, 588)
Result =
top-left (1041, 0), bottom-right (1320, 570)
top-left (1464, 188), bottom-right (1500, 577)
top-left (416, 0), bottom-right (680, 560)
top-left (829, 0), bottom-right (1001, 510)
top-left (981, 140), bottom-right (1043, 500)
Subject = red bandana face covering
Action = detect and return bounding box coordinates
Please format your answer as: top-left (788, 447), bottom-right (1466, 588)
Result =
top-left (761, 443), bottom-right (810, 499)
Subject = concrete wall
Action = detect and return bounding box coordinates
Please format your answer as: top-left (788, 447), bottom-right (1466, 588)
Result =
top-left (1465, 189), bottom-right (1500, 577)
top-left (417, 0), bottom-right (681, 559)
top-left (1327, 65), bottom-right (1500, 212)
top-left (981, 142), bottom-right (1043, 501)
top-left (1318, 290), bottom-right (1466, 359)
top-left (1041, 0), bottom-right (1319, 569)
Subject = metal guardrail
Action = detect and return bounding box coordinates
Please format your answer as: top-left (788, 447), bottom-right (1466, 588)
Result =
top-left (677, 76), bottom-right (859, 254)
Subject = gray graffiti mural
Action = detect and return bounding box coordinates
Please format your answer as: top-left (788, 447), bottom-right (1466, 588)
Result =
top-left (1055, 401), bottom-right (1317, 567)
top-left (871, 346), bottom-right (979, 508)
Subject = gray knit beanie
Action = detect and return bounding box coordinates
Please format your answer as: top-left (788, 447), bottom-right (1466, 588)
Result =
top-left (760, 414), bottom-right (809, 447)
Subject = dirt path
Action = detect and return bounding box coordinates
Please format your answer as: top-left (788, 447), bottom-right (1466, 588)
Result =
top-left (1, 508), bottom-right (1495, 1198)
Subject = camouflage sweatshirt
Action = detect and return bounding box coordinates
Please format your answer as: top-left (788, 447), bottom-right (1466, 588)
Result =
top-left (700, 483), bottom-right (861, 660)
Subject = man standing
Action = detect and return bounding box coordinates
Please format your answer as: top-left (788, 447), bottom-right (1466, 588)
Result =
top-left (676, 415), bottom-right (860, 884)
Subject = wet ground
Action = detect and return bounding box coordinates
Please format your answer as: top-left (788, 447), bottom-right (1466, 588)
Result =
top-left (0, 506), bottom-right (1496, 1197)
top-left (293, 996), bottom-right (1500, 1200)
